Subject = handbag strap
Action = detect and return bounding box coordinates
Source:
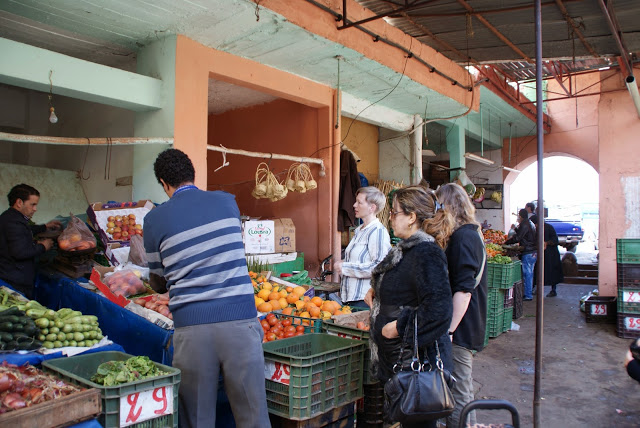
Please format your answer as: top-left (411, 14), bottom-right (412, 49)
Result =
top-left (392, 314), bottom-right (422, 373)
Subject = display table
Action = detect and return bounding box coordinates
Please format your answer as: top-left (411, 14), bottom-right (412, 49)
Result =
top-left (34, 271), bottom-right (174, 365)
top-left (0, 343), bottom-right (125, 366)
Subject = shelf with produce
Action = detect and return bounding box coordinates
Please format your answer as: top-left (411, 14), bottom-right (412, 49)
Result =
top-left (473, 184), bottom-right (503, 210)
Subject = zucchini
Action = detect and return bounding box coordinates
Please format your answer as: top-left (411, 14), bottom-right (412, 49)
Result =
top-left (45, 333), bottom-right (57, 341)
top-left (57, 333), bottom-right (66, 341)
top-left (5, 340), bottom-right (18, 350)
top-left (24, 340), bottom-right (43, 350)
top-left (12, 323), bottom-right (24, 332)
top-left (60, 311), bottom-right (82, 321)
top-left (49, 326), bottom-right (60, 334)
top-left (42, 341), bottom-right (54, 349)
top-left (25, 300), bottom-right (43, 310)
top-left (0, 332), bottom-right (13, 342)
top-left (16, 316), bottom-right (32, 325)
top-left (35, 318), bottom-right (50, 329)
top-left (53, 340), bottom-right (63, 348)
top-left (23, 325), bottom-right (39, 336)
top-left (62, 324), bottom-right (73, 334)
top-left (38, 334), bottom-right (46, 341)
top-left (77, 341), bottom-right (86, 347)
top-left (11, 332), bottom-right (29, 339)
top-left (25, 308), bottom-right (47, 319)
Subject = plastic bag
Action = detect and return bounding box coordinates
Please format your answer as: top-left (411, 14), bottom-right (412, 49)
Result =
top-left (104, 269), bottom-right (146, 298)
top-left (57, 214), bottom-right (97, 252)
top-left (128, 235), bottom-right (148, 267)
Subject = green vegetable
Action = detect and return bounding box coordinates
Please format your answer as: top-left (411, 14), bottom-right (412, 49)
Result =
top-left (488, 255), bottom-right (513, 264)
top-left (0, 332), bottom-right (13, 342)
top-left (0, 307), bottom-right (22, 317)
top-left (91, 356), bottom-right (168, 386)
top-left (26, 308), bottom-right (47, 319)
top-left (49, 326), bottom-right (60, 334)
top-left (0, 315), bottom-right (20, 324)
top-left (0, 321), bottom-right (13, 331)
top-left (42, 341), bottom-right (54, 349)
top-left (62, 324), bottom-right (74, 333)
top-left (35, 318), bottom-right (50, 329)
top-left (45, 333), bottom-right (57, 341)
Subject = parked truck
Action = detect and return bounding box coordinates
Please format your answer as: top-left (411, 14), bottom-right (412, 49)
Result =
top-left (524, 201), bottom-right (585, 252)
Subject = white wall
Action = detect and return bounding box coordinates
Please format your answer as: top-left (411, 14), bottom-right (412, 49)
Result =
top-left (0, 84), bottom-right (139, 206)
top-left (464, 149), bottom-right (506, 231)
top-left (378, 128), bottom-right (411, 184)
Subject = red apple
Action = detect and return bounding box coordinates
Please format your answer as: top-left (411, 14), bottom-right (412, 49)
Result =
top-left (121, 231), bottom-right (129, 239)
top-left (129, 219), bottom-right (136, 226)
top-left (134, 224), bottom-right (143, 230)
top-left (115, 215), bottom-right (123, 222)
top-left (115, 220), bottom-right (123, 228)
top-left (122, 224), bottom-right (129, 232)
top-left (135, 229), bottom-right (143, 235)
top-left (128, 214), bottom-right (136, 220)
top-left (113, 227), bottom-right (122, 233)
top-left (107, 216), bottom-right (116, 222)
top-left (106, 221), bottom-right (115, 228)
top-left (112, 232), bottom-right (122, 240)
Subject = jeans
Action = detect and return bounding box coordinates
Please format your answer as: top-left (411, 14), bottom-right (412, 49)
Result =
top-left (521, 252), bottom-right (537, 299)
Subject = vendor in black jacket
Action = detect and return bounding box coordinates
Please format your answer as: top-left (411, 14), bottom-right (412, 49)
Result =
top-left (0, 184), bottom-right (61, 299)
top-left (505, 209), bottom-right (537, 300)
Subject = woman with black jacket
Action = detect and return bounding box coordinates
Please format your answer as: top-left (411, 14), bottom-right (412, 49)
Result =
top-left (433, 183), bottom-right (488, 428)
top-left (365, 186), bottom-right (454, 428)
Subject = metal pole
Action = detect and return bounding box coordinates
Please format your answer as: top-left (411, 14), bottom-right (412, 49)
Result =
top-left (534, 0), bottom-right (544, 427)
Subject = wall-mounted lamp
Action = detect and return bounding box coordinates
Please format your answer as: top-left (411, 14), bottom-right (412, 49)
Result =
top-left (502, 166), bottom-right (521, 173)
top-left (464, 152), bottom-right (494, 166)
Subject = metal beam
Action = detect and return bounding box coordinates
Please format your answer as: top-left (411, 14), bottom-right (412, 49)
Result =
top-left (554, 0), bottom-right (600, 58)
top-left (545, 61), bottom-right (571, 97)
top-left (0, 37), bottom-right (163, 112)
top-left (456, 0), bottom-right (533, 63)
top-left (598, 0), bottom-right (634, 76)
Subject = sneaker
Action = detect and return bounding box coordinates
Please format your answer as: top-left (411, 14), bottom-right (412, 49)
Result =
top-left (523, 297), bottom-right (533, 301)
top-left (546, 290), bottom-right (557, 297)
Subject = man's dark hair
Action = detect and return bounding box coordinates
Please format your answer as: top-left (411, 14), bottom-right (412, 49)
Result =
top-left (518, 209), bottom-right (529, 220)
top-left (7, 184), bottom-right (39, 206)
top-left (525, 202), bottom-right (535, 212)
top-left (153, 149), bottom-right (195, 188)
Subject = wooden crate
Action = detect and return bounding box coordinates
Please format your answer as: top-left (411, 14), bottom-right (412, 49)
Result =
top-left (269, 402), bottom-right (355, 428)
top-left (0, 388), bottom-right (101, 428)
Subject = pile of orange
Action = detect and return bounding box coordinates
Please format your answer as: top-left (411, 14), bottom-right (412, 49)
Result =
top-left (250, 271), bottom-right (352, 321)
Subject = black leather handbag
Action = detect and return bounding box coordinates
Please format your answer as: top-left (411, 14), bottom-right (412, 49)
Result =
top-left (384, 315), bottom-right (456, 424)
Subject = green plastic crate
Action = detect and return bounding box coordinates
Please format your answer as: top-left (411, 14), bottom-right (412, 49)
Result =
top-left (483, 324), bottom-right (489, 347)
top-left (322, 321), bottom-right (375, 385)
top-left (510, 260), bottom-right (522, 283)
top-left (487, 262), bottom-right (520, 289)
top-left (263, 333), bottom-right (365, 420)
top-left (617, 239), bottom-right (640, 264)
top-left (486, 309), bottom-right (505, 338)
top-left (618, 288), bottom-right (640, 314)
top-left (502, 307), bottom-right (514, 332)
top-left (488, 288), bottom-right (506, 314)
top-left (42, 351), bottom-right (180, 428)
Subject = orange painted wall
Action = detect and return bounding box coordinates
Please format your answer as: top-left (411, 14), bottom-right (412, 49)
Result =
top-left (174, 35), bottom-right (337, 273)
top-left (597, 69), bottom-right (640, 296)
top-left (207, 99), bottom-right (327, 269)
top-left (501, 69), bottom-right (640, 294)
top-left (341, 117), bottom-right (379, 182)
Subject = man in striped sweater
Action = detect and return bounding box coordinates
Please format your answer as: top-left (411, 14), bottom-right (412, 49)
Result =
top-left (144, 149), bottom-right (270, 428)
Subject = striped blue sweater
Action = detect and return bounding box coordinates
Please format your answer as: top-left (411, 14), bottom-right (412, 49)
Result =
top-left (143, 187), bottom-right (256, 328)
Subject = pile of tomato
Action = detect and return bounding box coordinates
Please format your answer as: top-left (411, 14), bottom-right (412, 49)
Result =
top-left (260, 313), bottom-right (306, 342)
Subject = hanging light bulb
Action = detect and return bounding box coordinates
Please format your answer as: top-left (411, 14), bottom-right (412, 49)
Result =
top-left (48, 70), bottom-right (59, 124)
top-left (49, 107), bottom-right (58, 124)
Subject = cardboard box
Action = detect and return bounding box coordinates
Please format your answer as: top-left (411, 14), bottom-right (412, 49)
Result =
top-left (243, 218), bottom-right (296, 254)
top-left (86, 200), bottom-right (154, 250)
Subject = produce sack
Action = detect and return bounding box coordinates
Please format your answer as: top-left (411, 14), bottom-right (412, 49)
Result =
top-left (104, 269), bottom-right (146, 298)
top-left (128, 234), bottom-right (148, 267)
top-left (57, 213), bottom-right (97, 251)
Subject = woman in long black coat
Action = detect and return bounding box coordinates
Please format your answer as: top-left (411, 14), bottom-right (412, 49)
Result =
top-left (541, 222), bottom-right (564, 296)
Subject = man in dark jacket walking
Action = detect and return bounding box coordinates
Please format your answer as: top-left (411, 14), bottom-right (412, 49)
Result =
top-left (505, 209), bottom-right (537, 300)
top-left (0, 184), bottom-right (61, 299)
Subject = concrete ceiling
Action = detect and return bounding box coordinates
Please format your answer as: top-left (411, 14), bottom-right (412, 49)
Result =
top-left (208, 79), bottom-right (278, 115)
top-left (0, 0), bottom-right (470, 124)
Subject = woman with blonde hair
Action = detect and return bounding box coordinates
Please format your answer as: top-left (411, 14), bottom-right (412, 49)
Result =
top-left (365, 185), bottom-right (453, 428)
top-left (333, 186), bottom-right (391, 308)
top-left (433, 183), bottom-right (488, 428)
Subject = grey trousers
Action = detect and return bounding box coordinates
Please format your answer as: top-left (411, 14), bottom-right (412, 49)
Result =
top-left (173, 318), bottom-right (271, 428)
top-left (447, 344), bottom-right (476, 428)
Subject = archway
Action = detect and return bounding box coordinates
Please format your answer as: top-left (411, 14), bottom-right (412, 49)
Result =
top-left (506, 155), bottom-right (599, 261)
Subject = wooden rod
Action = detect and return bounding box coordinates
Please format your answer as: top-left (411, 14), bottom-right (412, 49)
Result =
top-left (207, 144), bottom-right (325, 175)
top-left (0, 132), bottom-right (173, 146)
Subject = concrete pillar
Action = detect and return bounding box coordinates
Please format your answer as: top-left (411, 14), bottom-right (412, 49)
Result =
top-left (446, 124), bottom-right (466, 181)
top-left (410, 115), bottom-right (422, 185)
top-left (133, 36), bottom-right (177, 203)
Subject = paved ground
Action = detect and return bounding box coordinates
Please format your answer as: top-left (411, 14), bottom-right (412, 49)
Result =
top-left (472, 283), bottom-right (640, 428)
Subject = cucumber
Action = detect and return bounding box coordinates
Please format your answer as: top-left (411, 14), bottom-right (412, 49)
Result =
top-left (12, 332), bottom-right (29, 339)
top-left (23, 325), bottom-right (39, 336)
top-left (12, 323), bottom-right (24, 332)
top-left (17, 316), bottom-right (32, 325)
top-left (0, 332), bottom-right (13, 342)
top-left (0, 307), bottom-right (22, 317)
top-left (5, 340), bottom-right (18, 350)
top-left (0, 315), bottom-right (20, 324)
top-left (24, 340), bottom-right (43, 350)
top-left (0, 321), bottom-right (13, 331)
